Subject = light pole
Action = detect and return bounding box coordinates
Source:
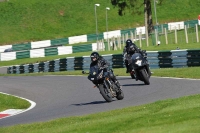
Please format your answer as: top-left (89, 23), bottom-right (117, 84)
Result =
top-left (95, 4), bottom-right (100, 42)
top-left (154, 0), bottom-right (158, 29)
top-left (106, 7), bottom-right (110, 42)
top-left (154, 0), bottom-right (160, 45)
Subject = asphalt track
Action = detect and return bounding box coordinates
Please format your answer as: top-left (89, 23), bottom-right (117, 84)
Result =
top-left (0, 75), bottom-right (200, 127)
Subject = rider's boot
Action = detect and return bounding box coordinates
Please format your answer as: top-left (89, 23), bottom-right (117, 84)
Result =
top-left (126, 68), bottom-right (129, 73)
top-left (125, 60), bottom-right (129, 73)
top-left (134, 71), bottom-right (138, 81)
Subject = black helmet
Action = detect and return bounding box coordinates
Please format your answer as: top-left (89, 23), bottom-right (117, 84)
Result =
top-left (90, 52), bottom-right (99, 62)
top-left (126, 39), bottom-right (132, 47)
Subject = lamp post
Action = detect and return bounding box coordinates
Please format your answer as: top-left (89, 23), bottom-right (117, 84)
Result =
top-left (154, 0), bottom-right (158, 29)
top-left (106, 7), bottom-right (110, 42)
top-left (95, 4), bottom-right (100, 43)
top-left (106, 7), bottom-right (110, 51)
top-left (154, 0), bottom-right (160, 45)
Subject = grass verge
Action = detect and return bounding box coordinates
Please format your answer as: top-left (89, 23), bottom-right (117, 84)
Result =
top-left (0, 93), bottom-right (30, 112)
top-left (0, 94), bottom-right (200, 132)
top-left (1, 44), bottom-right (200, 131)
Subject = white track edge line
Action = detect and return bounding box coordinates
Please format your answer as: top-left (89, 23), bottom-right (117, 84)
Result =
top-left (0, 92), bottom-right (36, 120)
top-left (44, 75), bottom-right (200, 80)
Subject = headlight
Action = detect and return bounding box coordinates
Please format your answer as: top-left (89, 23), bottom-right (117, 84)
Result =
top-left (135, 60), bottom-right (142, 66)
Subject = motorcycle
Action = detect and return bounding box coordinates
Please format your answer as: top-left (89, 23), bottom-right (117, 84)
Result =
top-left (128, 51), bottom-right (151, 85)
top-left (83, 65), bottom-right (124, 102)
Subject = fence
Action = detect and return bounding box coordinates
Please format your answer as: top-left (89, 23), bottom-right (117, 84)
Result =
top-left (105, 24), bottom-right (200, 49)
top-left (7, 49), bottom-right (200, 74)
top-left (96, 22), bottom-right (200, 51)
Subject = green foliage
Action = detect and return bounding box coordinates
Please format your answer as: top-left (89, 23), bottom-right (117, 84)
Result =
top-left (0, 0), bottom-right (199, 45)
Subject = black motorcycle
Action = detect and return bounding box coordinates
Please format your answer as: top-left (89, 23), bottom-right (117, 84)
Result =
top-left (129, 51), bottom-right (151, 85)
top-left (85, 65), bottom-right (124, 102)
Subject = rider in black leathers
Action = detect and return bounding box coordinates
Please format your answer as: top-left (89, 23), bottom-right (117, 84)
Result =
top-left (88, 52), bottom-right (118, 85)
top-left (123, 39), bottom-right (143, 73)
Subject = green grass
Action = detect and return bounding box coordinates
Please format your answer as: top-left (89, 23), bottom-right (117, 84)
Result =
top-left (155, 27), bottom-right (200, 45)
top-left (0, 0), bottom-right (200, 45)
top-left (0, 93), bottom-right (30, 112)
top-left (1, 53), bottom-right (200, 132)
top-left (1, 0), bottom-right (200, 131)
top-left (151, 67), bottom-right (200, 79)
top-left (0, 94), bottom-right (200, 132)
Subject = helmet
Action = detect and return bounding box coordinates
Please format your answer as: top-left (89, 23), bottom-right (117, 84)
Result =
top-left (129, 44), bottom-right (136, 54)
top-left (126, 39), bottom-right (132, 47)
top-left (129, 44), bottom-right (135, 51)
top-left (90, 52), bottom-right (99, 62)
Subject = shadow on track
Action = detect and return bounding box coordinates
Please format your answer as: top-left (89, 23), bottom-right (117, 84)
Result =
top-left (117, 78), bottom-right (132, 80)
top-left (71, 100), bottom-right (109, 106)
top-left (122, 83), bottom-right (145, 87)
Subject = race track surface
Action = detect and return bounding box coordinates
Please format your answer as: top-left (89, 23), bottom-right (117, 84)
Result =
top-left (0, 75), bottom-right (200, 127)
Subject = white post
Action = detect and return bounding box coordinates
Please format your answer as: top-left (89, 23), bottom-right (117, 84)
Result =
top-left (134, 30), bottom-right (137, 42)
top-left (185, 25), bottom-right (188, 43)
top-left (126, 33), bottom-right (128, 40)
top-left (146, 29), bottom-right (149, 47)
top-left (118, 36), bottom-right (121, 50)
top-left (131, 31), bottom-right (134, 42)
top-left (175, 26), bottom-right (178, 44)
top-left (108, 38), bottom-right (110, 51)
top-left (96, 41), bottom-right (99, 51)
top-left (164, 28), bottom-right (168, 44)
top-left (155, 29), bottom-right (158, 45)
top-left (161, 24), bottom-right (164, 34)
top-left (103, 39), bottom-right (105, 51)
top-left (196, 24), bottom-right (199, 43)
top-left (139, 31), bottom-right (142, 47)
top-left (122, 34), bottom-right (124, 46)
top-left (113, 37), bottom-right (117, 50)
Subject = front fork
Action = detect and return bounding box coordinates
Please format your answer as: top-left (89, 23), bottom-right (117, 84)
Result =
top-left (103, 78), bottom-right (116, 97)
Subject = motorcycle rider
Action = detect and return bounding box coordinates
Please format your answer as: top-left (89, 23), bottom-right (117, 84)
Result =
top-left (123, 39), bottom-right (143, 73)
top-left (88, 52), bottom-right (119, 86)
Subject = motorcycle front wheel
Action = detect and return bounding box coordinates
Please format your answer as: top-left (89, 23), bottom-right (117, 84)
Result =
top-left (116, 90), bottom-right (124, 100)
top-left (140, 69), bottom-right (150, 85)
top-left (98, 84), bottom-right (113, 102)
top-left (114, 82), bottom-right (124, 100)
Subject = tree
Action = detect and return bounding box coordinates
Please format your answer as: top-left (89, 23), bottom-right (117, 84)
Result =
top-left (111, 0), bottom-right (154, 35)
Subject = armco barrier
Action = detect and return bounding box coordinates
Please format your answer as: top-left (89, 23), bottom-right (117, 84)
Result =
top-left (7, 49), bottom-right (200, 74)
top-left (0, 44), bottom-right (96, 61)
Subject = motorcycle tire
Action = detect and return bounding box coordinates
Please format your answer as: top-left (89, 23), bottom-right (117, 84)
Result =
top-left (140, 69), bottom-right (150, 85)
top-left (98, 84), bottom-right (113, 102)
top-left (116, 90), bottom-right (124, 100)
top-left (113, 82), bottom-right (124, 100)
